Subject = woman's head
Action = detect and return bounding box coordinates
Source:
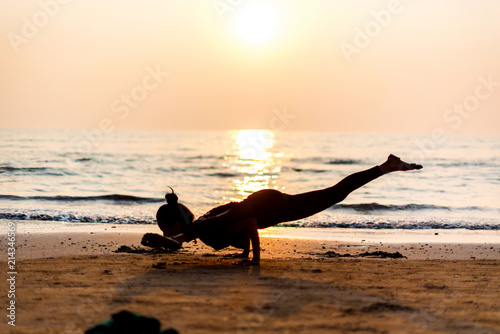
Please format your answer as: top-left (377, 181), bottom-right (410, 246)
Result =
top-left (156, 188), bottom-right (194, 236)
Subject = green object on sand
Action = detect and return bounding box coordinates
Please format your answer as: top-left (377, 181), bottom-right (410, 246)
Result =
top-left (85, 310), bottom-right (179, 334)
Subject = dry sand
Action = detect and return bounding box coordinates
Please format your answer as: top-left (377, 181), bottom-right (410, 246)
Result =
top-left (1, 222), bottom-right (499, 334)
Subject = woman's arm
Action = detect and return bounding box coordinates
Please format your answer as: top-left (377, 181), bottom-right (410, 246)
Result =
top-left (226, 218), bottom-right (260, 265)
top-left (167, 215), bottom-right (260, 265)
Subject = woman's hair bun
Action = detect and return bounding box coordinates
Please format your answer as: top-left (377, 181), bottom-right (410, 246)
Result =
top-left (165, 187), bottom-right (178, 205)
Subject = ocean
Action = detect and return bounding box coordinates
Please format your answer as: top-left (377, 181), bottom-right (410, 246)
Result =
top-left (1, 128), bottom-right (499, 231)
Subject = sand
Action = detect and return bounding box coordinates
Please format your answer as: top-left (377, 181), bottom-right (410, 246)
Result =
top-left (1, 220), bottom-right (500, 334)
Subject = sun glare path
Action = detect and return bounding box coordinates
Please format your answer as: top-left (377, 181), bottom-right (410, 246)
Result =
top-left (227, 130), bottom-right (282, 200)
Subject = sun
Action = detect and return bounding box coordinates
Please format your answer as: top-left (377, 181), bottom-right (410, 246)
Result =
top-left (231, 2), bottom-right (279, 46)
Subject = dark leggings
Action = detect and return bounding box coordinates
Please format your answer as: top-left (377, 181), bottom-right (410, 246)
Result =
top-left (184, 166), bottom-right (383, 241)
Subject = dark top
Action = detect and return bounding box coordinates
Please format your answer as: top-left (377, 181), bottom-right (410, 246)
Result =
top-left (194, 202), bottom-right (247, 250)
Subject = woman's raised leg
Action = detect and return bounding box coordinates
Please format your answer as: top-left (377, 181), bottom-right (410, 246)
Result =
top-left (279, 154), bottom-right (422, 223)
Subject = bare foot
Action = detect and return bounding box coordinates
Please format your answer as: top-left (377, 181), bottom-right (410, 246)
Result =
top-left (379, 154), bottom-right (423, 174)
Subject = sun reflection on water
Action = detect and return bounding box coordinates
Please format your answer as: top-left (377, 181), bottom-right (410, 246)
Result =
top-left (226, 129), bottom-right (283, 200)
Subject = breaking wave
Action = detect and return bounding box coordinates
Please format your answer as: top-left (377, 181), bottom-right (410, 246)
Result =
top-left (0, 194), bottom-right (162, 203)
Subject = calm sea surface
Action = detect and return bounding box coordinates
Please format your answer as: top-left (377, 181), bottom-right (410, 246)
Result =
top-left (1, 128), bottom-right (499, 230)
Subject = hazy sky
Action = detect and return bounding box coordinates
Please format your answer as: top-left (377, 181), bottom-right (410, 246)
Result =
top-left (1, 0), bottom-right (499, 133)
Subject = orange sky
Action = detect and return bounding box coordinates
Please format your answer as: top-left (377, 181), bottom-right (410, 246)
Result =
top-left (1, 0), bottom-right (499, 133)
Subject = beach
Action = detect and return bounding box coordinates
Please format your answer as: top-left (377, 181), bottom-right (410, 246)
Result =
top-left (1, 220), bottom-right (499, 334)
top-left (1, 130), bottom-right (499, 334)
top-left (2, 0), bottom-right (500, 332)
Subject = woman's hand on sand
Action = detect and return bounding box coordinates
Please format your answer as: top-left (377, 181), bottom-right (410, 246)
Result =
top-left (232, 259), bottom-right (260, 266)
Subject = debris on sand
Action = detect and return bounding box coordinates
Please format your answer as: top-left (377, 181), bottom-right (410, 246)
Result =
top-left (323, 250), bottom-right (352, 257)
top-left (322, 250), bottom-right (405, 259)
top-left (358, 251), bottom-right (405, 259)
top-left (152, 262), bottom-right (166, 269)
top-left (361, 302), bottom-right (414, 313)
top-left (114, 245), bottom-right (176, 254)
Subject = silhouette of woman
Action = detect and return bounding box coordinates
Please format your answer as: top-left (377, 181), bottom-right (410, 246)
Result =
top-left (142, 154), bottom-right (422, 265)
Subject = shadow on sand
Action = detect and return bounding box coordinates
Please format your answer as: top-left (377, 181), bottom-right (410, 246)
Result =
top-left (110, 262), bottom-right (490, 333)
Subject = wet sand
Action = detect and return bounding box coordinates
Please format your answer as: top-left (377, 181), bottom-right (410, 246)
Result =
top-left (1, 222), bottom-right (499, 333)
